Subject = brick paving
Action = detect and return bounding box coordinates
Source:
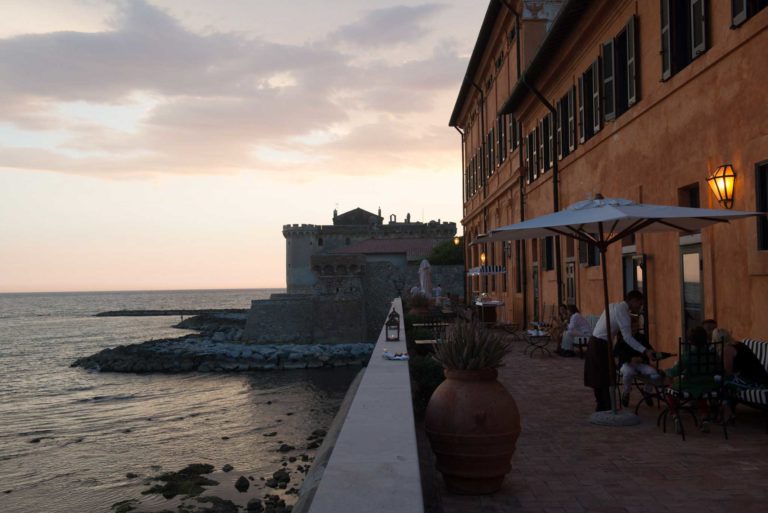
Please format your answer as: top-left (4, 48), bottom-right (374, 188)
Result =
top-left (418, 336), bottom-right (768, 513)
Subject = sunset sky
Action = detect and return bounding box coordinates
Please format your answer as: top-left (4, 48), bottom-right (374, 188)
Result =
top-left (0, 0), bottom-right (485, 292)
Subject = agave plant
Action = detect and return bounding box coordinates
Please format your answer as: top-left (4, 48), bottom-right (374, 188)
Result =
top-left (432, 320), bottom-right (511, 370)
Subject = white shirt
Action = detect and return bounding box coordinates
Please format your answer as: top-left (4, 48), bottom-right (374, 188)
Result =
top-left (567, 313), bottom-right (592, 336)
top-left (592, 301), bottom-right (646, 353)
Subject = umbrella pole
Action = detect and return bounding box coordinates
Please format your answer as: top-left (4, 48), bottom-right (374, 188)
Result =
top-left (600, 246), bottom-right (617, 414)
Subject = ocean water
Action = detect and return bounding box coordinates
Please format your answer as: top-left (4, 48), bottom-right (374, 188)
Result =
top-left (0, 289), bottom-right (360, 513)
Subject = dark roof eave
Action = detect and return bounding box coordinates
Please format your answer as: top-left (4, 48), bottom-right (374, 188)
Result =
top-left (449, 1), bottom-right (502, 127)
top-left (500, 0), bottom-right (593, 116)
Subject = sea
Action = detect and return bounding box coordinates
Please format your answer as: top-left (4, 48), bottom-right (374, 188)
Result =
top-left (0, 289), bottom-right (360, 513)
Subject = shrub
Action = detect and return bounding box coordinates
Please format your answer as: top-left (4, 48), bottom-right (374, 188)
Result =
top-left (432, 320), bottom-right (511, 370)
top-left (428, 240), bottom-right (464, 265)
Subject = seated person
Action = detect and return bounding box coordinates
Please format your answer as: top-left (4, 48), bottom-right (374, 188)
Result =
top-left (702, 318), bottom-right (717, 342)
top-left (715, 328), bottom-right (768, 387)
top-left (555, 305), bottom-right (591, 357)
top-left (614, 319), bottom-right (661, 407)
top-left (664, 326), bottom-right (719, 433)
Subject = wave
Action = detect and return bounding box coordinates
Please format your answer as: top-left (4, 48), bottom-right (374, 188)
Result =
top-left (74, 394), bottom-right (137, 404)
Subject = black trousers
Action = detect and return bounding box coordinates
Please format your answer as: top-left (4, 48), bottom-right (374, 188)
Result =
top-left (584, 336), bottom-right (612, 411)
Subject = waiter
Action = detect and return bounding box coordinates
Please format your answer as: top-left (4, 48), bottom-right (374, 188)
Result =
top-left (584, 290), bottom-right (653, 411)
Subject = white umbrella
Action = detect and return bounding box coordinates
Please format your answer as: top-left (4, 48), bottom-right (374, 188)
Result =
top-left (482, 195), bottom-right (762, 422)
top-left (419, 259), bottom-right (433, 299)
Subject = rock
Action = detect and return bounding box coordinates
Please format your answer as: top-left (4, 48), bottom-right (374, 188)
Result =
top-left (126, 472), bottom-right (139, 479)
top-left (272, 469), bottom-right (290, 484)
top-left (288, 457), bottom-right (296, 463)
top-left (141, 463), bottom-right (217, 499)
top-left (235, 475), bottom-right (250, 492)
top-left (278, 444), bottom-right (294, 453)
top-left (263, 432), bottom-right (278, 437)
top-left (221, 436), bottom-right (230, 440)
top-left (265, 478), bottom-right (278, 488)
top-left (222, 464), bottom-right (233, 472)
top-left (246, 498), bottom-right (264, 512)
top-left (194, 496), bottom-right (240, 513)
top-left (306, 441), bottom-right (320, 450)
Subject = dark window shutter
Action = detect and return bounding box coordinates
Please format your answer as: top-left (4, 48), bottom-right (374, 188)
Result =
top-left (537, 122), bottom-right (544, 173)
top-left (602, 40), bottom-right (616, 121)
top-left (691, 0), bottom-right (707, 59)
top-left (532, 129), bottom-right (539, 180)
top-left (732, 0), bottom-right (748, 26)
top-left (556, 100), bottom-right (563, 160)
top-left (589, 245), bottom-right (600, 267)
top-left (627, 15), bottom-right (639, 106)
top-left (547, 112), bottom-right (555, 168)
top-left (591, 58), bottom-right (602, 134)
top-left (568, 87), bottom-right (576, 151)
top-left (578, 75), bottom-right (586, 143)
top-left (661, 0), bottom-right (672, 80)
top-left (526, 131), bottom-right (534, 183)
top-left (757, 163), bottom-right (768, 250)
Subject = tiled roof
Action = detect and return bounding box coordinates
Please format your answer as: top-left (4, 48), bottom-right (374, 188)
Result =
top-left (332, 238), bottom-right (441, 261)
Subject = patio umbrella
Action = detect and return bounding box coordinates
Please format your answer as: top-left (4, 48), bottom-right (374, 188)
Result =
top-left (481, 195), bottom-right (762, 423)
top-left (419, 259), bottom-right (433, 299)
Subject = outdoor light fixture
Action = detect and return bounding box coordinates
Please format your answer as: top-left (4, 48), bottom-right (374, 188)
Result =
top-left (453, 236), bottom-right (461, 246)
top-left (480, 251), bottom-right (487, 264)
top-left (707, 164), bottom-right (736, 209)
top-left (385, 310), bottom-right (401, 341)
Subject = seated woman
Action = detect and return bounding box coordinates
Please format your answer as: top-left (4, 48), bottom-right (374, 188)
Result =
top-left (614, 316), bottom-right (661, 407)
top-left (548, 304), bottom-right (569, 348)
top-left (714, 328), bottom-right (768, 421)
top-left (664, 326), bottom-right (719, 433)
top-left (555, 305), bottom-right (592, 357)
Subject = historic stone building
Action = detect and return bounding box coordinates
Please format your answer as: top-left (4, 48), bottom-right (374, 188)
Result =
top-left (244, 208), bottom-right (459, 343)
top-left (451, 0), bottom-right (768, 351)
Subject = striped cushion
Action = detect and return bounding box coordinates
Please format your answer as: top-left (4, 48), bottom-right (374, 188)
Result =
top-left (737, 387), bottom-right (768, 406)
top-left (664, 387), bottom-right (720, 399)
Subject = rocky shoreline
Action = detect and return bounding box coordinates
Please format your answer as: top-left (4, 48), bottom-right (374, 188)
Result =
top-left (72, 311), bottom-right (373, 373)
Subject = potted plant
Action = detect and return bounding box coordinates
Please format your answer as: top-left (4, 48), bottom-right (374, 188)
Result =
top-left (424, 320), bottom-right (520, 494)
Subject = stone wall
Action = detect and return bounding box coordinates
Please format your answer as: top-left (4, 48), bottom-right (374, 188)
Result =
top-left (243, 294), bottom-right (366, 344)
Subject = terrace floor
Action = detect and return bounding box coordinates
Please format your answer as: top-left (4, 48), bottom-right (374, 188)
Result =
top-left (417, 337), bottom-right (768, 513)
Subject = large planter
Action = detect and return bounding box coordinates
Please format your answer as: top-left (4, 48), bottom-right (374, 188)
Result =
top-left (424, 368), bottom-right (520, 494)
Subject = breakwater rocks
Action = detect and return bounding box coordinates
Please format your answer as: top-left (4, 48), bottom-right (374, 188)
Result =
top-left (71, 336), bottom-right (374, 373)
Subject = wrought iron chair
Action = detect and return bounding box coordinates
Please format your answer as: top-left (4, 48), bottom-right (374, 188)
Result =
top-left (658, 337), bottom-right (727, 440)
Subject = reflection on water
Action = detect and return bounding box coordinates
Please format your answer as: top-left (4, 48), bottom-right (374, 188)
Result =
top-left (0, 290), bottom-right (358, 513)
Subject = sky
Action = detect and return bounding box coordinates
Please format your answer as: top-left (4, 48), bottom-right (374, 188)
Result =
top-left (0, 0), bottom-right (486, 292)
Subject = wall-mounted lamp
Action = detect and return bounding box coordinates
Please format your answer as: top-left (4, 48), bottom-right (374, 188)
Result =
top-left (453, 236), bottom-right (461, 246)
top-left (480, 251), bottom-right (487, 264)
top-left (707, 164), bottom-right (736, 209)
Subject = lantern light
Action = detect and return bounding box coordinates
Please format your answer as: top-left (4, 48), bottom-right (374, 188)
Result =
top-left (385, 310), bottom-right (401, 341)
top-left (453, 236), bottom-right (461, 246)
top-left (707, 164), bottom-right (736, 209)
top-left (480, 251), bottom-right (487, 264)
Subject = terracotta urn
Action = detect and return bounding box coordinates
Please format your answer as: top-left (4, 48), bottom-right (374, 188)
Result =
top-left (424, 368), bottom-right (521, 494)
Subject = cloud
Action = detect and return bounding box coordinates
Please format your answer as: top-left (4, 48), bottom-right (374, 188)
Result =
top-left (0, 0), bottom-right (467, 179)
top-left (328, 4), bottom-right (446, 47)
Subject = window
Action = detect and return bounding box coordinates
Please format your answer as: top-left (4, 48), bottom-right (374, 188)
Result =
top-left (557, 88), bottom-right (577, 160)
top-left (579, 239), bottom-right (600, 267)
top-left (509, 115), bottom-right (519, 151)
top-left (547, 112), bottom-right (554, 170)
top-left (578, 61), bottom-right (598, 142)
top-left (758, 162), bottom-right (768, 250)
top-left (537, 122), bottom-right (545, 174)
top-left (497, 115), bottom-right (507, 164)
top-left (541, 116), bottom-right (552, 172)
top-left (542, 237), bottom-right (555, 271)
top-left (660, 0), bottom-right (708, 80)
top-left (733, 0), bottom-right (768, 27)
top-left (487, 129), bottom-right (495, 175)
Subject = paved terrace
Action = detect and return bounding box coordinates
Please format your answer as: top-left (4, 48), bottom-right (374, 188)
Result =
top-left (419, 336), bottom-right (768, 513)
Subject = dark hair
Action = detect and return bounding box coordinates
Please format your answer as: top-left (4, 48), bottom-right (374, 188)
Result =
top-left (702, 319), bottom-right (717, 327)
top-left (687, 326), bottom-right (708, 347)
top-left (567, 304), bottom-right (580, 315)
top-left (625, 290), bottom-right (644, 302)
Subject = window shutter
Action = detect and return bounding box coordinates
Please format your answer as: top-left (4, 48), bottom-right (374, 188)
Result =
top-left (691, 0), bottom-right (707, 58)
top-left (509, 115), bottom-right (516, 151)
top-left (556, 100), bottom-right (563, 160)
top-left (579, 240), bottom-right (588, 265)
top-left (591, 58), bottom-right (602, 134)
top-left (578, 76), bottom-right (585, 143)
top-left (547, 112), bottom-right (555, 168)
top-left (526, 132), bottom-right (533, 183)
top-left (531, 130), bottom-right (538, 180)
top-left (661, 0), bottom-right (672, 80)
top-left (602, 40), bottom-right (616, 121)
top-left (627, 15), bottom-right (638, 107)
top-left (568, 86), bottom-right (576, 151)
top-left (537, 121), bottom-right (544, 174)
top-left (732, 0), bottom-right (748, 26)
